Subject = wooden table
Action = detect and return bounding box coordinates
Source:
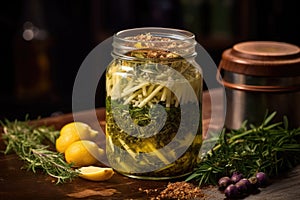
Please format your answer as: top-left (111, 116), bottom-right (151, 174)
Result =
top-left (1, 89), bottom-right (300, 199)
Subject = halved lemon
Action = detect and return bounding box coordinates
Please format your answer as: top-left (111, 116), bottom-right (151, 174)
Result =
top-left (77, 166), bottom-right (114, 181)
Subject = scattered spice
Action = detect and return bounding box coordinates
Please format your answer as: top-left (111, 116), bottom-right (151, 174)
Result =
top-left (141, 181), bottom-right (205, 200)
top-left (126, 33), bottom-right (174, 42)
top-left (124, 33), bottom-right (192, 57)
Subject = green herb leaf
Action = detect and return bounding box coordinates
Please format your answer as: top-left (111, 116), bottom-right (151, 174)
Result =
top-left (187, 112), bottom-right (300, 186)
top-left (1, 119), bottom-right (79, 184)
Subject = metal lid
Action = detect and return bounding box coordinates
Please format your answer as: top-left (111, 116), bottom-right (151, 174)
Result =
top-left (219, 41), bottom-right (300, 76)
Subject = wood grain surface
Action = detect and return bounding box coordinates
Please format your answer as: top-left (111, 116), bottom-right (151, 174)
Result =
top-left (0, 89), bottom-right (299, 200)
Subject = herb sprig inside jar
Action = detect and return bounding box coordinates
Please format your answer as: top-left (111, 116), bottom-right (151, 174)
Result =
top-left (105, 28), bottom-right (202, 180)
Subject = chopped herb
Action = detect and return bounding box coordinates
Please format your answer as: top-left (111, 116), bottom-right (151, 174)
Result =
top-left (106, 97), bottom-right (202, 177)
top-left (106, 47), bottom-right (202, 178)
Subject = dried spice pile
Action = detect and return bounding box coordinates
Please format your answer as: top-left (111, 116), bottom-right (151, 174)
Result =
top-left (141, 181), bottom-right (205, 200)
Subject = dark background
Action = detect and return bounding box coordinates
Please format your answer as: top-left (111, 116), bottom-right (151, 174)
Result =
top-left (0, 0), bottom-right (299, 121)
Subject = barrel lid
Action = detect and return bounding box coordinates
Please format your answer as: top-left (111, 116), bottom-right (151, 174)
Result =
top-left (219, 41), bottom-right (300, 76)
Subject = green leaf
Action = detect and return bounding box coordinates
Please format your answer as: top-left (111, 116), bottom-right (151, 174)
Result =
top-left (186, 112), bottom-right (300, 186)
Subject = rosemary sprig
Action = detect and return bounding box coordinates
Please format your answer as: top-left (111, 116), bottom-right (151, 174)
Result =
top-left (187, 112), bottom-right (300, 186)
top-left (1, 119), bottom-right (79, 184)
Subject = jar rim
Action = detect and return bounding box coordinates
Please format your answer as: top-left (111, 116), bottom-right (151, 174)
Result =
top-left (114, 27), bottom-right (195, 42)
top-left (112, 27), bottom-right (196, 58)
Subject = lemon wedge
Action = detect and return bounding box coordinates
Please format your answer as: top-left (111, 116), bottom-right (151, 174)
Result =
top-left (77, 166), bottom-right (114, 181)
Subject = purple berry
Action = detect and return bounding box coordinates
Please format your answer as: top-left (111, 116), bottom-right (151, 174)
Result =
top-left (256, 172), bottom-right (268, 187)
top-left (224, 184), bottom-right (239, 198)
top-left (231, 172), bottom-right (243, 183)
top-left (218, 176), bottom-right (232, 191)
top-left (236, 178), bottom-right (251, 194)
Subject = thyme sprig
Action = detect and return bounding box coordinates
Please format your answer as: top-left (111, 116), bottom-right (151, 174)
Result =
top-left (1, 119), bottom-right (79, 184)
top-left (187, 112), bottom-right (300, 186)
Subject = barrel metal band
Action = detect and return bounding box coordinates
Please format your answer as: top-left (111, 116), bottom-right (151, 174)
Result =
top-left (217, 68), bottom-right (300, 92)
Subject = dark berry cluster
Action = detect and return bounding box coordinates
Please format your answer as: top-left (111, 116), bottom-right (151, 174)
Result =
top-left (218, 172), bottom-right (269, 199)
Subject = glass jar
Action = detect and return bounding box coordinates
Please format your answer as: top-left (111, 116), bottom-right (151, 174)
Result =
top-left (105, 27), bottom-right (203, 180)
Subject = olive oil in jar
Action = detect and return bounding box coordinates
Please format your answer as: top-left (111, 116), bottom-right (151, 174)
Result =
top-left (106, 28), bottom-right (202, 180)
